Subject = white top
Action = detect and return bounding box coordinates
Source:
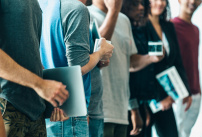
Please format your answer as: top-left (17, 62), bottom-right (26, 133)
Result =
top-left (162, 32), bottom-right (170, 56)
top-left (88, 5), bottom-right (138, 125)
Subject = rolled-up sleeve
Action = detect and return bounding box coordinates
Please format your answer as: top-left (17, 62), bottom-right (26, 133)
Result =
top-left (61, 3), bottom-right (90, 67)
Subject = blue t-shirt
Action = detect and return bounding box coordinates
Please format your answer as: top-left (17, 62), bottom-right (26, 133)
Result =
top-left (39, 0), bottom-right (91, 107)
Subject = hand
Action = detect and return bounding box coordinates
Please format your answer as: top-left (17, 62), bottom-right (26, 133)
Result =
top-left (98, 38), bottom-right (114, 61)
top-left (149, 55), bottom-right (164, 63)
top-left (130, 109), bottom-right (144, 136)
top-left (97, 59), bottom-right (110, 69)
top-left (50, 108), bottom-right (69, 122)
top-left (149, 47), bottom-right (165, 63)
top-left (34, 80), bottom-right (69, 107)
top-left (160, 96), bottom-right (174, 111)
top-left (183, 96), bottom-right (192, 112)
top-left (104, 0), bottom-right (123, 12)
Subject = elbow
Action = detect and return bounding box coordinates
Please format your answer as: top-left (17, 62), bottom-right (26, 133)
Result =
top-left (81, 66), bottom-right (88, 76)
top-left (81, 68), bottom-right (86, 76)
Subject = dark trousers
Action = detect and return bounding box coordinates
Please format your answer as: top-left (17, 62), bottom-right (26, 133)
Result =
top-left (104, 123), bottom-right (128, 137)
top-left (127, 105), bottom-right (178, 137)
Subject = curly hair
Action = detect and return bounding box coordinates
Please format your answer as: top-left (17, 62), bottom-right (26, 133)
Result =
top-left (121, 0), bottom-right (149, 18)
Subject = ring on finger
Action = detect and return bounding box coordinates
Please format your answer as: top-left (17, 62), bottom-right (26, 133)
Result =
top-left (138, 128), bottom-right (142, 132)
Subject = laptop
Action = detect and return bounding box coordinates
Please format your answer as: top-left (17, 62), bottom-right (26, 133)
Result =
top-left (43, 65), bottom-right (87, 118)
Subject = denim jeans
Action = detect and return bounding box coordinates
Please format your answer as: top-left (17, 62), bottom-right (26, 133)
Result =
top-left (46, 116), bottom-right (89, 137)
top-left (89, 118), bottom-right (104, 137)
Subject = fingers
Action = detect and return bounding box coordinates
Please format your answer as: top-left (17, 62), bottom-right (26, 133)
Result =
top-left (56, 108), bottom-right (60, 121)
top-left (184, 98), bottom-right (192, 112)
top-left (130, 128), bottom-right (142, 136)
top-left (53, 108), bottom-right (57, 121)
top-left (60, 109), bottom-right (69, 121)
top-left (50, 110), bottom-right (54, 121)
top-left (161, 102), bottom-right (172, 111)
top-left (50, 108), bottom-right (67, 122)
top-left (52, 85), bottom-right (69, 107)
top-left (184, 102), bottom-right (191, 112)
top-left (61, 85), bottom-right (69, 98)
top-left (162, 104), bottom-right (172, 111)
top-left (130, 129), bottom-right (137, 136)
top-left (49, 99), bottom-right (58, 108)
top-left (101, 60), bottom-right (110, 66)
top-left (98, 59), bottom-right (110, 69)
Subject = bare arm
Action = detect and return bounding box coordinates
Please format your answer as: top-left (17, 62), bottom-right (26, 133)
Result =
top-left (0, 49), bottom-right (69, 107)
top-left (98, 0), bottom-right (123, 40)
top-left (130, 108), bottom-right (143, 136)
top-left (130, 54), bottom-right (164, 72)
top-left (81, 38), bottom-right (114, 75)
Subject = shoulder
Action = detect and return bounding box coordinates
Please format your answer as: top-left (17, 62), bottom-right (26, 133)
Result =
top-left (118, 12), bottom-right (132, 30)
top-left (61, 0), bottom-right (89, 16)
top-left (119, 12), bottom-right (130, 23)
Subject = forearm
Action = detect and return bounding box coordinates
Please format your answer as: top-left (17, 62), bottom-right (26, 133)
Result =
top-left (81, 51), bottom-right (102, 75)
top-left (0, 49), bottom-right (43, 91)
top-left (130, 54), bottom-right (152, 72)
top-left (99, 10), bottom-right (119, 40)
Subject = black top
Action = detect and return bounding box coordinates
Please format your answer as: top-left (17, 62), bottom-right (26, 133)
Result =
top-left (129, 20), bottom-right (191, 102)
top-left (0, 0), bottom-right (45, 120)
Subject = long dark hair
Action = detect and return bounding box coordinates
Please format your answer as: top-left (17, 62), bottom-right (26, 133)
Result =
top-left (149, 0), bottom-right (171, 21)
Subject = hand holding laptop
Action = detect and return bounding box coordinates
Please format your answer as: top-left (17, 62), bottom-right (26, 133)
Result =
top-left (50, 108), bottom-right (69, 122)
top-left (43, 66), bottom-right (87, 118)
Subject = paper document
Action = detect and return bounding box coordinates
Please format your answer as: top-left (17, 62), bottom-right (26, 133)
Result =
top-left (156, 66), bottom-right (189, 100)
top-left (90, 19), bottom-right (101, 43)
top-left (149, 99), bottom-right (163, 113)
top-left (148, 41), bottom-right (163, 56)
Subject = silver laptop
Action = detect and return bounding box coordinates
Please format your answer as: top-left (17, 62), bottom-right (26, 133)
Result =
top-left (43, 65), bottom-right (87, 118)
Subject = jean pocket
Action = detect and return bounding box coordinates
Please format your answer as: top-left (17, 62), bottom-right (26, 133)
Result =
top-left (46, 119), bottom-right (63, 136)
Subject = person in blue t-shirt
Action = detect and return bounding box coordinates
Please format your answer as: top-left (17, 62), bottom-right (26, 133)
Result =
top-left (39, 0), bottom-right (114, 136)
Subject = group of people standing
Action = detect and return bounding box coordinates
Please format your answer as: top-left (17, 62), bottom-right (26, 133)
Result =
top-left (0, 0), bottom-right (201, 137)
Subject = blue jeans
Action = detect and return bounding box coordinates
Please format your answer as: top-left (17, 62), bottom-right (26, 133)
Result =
top-left (89, 118), bottom-right (104, 137)
top-left (45, 116), bottom-right (89, 137)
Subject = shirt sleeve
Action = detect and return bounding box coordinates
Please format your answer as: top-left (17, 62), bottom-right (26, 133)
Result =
top-left (61, 2), bottom-right (90, 67)
top-left (128, 98), bottom-right (139, 110)
top-left (127, 18), bottom-right (138, 56)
